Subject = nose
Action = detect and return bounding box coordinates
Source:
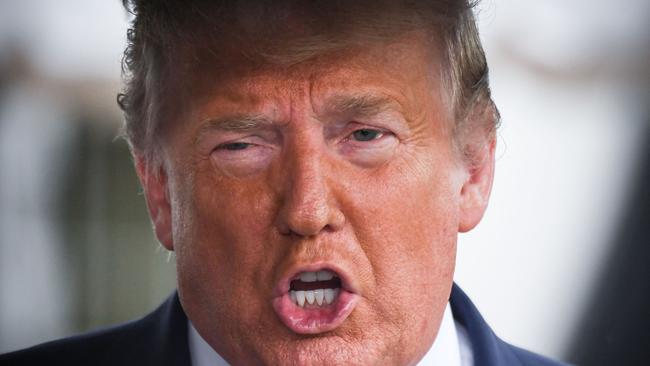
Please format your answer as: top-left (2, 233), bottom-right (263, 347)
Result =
top-left (275, 141), bottom-right (345, 237)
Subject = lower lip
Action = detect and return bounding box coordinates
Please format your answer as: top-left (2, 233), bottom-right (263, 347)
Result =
top-left (272, 289), bottom-right (359, 334)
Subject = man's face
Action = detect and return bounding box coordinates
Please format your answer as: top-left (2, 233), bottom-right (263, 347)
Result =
top-left (142, 33), bottom-right (492, 365)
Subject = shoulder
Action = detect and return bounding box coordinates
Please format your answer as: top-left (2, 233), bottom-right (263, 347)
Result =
top-left (450, 284), bottom-right (570, 366)
top-left (502, 341), bottom-right (570, 366)
top-left (0, 293), bottom-right (190, 366)
top-left (1, 319), bottom-right (147, 366)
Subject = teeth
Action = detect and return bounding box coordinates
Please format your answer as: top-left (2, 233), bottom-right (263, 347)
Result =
top-left (290, 269), bottom-right (340, 308)
top-left (295, 291), bottom-right (306, 307)
top-left (314, 289), bottom-right (324, 305)
top-left (299, 270), bottom-right (336, 282)
top-left (299, 272), bottom-right (317, 282)
top-left (305, 290), bottom-right (315, 305)
top-left (290, 288), bottom-right (339, 307)
top-left (324, 288), bottom-right (334, 304)
top-left (317, 270), bottom-right (335, 281)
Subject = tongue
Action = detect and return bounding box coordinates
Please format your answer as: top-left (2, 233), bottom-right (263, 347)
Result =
top-left (290, 278), bottom-right (341, 291)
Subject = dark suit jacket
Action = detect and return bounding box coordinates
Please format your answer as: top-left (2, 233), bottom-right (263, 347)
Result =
top-left (0, 284), bottom-right (567, 365)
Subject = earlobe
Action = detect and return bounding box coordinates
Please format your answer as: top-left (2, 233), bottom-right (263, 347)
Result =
top-left (134, 155), bottom-right (174, 251)
top-left (458, 137), bottom-right (496, 233)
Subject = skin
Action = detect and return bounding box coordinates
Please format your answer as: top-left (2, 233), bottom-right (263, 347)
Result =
top-left (136, 33), bottom-right (495, 365)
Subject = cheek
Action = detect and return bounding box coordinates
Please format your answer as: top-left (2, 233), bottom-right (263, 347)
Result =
top-left (345, 148), bottom-right (459, 321)
top-left (172, 168), bottom-right (280, 325)
top-left (187, 181), bottom-right (272, 272)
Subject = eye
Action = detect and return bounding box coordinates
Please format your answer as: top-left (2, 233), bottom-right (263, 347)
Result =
top-left (351, 129), bottom-right (384, 142)
top-left (219, 142), bottom-right (252, 151)
top-left (210, 139), bottom-right (275, 178)
top-left (337, 125), bottom-right (398, 167)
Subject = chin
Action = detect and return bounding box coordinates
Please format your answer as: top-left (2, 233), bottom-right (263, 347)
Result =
top-left (251, 335), bottom-right (395, 366)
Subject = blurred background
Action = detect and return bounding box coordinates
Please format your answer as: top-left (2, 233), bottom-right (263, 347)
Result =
top-left (0, 1), bottom-right (648, 364)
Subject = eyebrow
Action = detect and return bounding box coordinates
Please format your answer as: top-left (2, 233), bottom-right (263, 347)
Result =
top-left (325, 94), bottom-right (400, 118)
top-left (198, 114), bottom-right (273, 132)
top-left (194, 114), bottom-right (274, 143)
top-left (194, 94), bottom-right (400, 142)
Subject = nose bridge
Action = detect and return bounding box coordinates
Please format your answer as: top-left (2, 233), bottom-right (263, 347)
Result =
top-left (276, 128), bottom-right (344, 237)
top-left (292, 140), bottom-right (327, 212)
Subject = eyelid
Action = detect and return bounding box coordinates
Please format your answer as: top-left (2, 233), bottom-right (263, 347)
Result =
top-left (212, 132), bottom-right (276, 149)
top-left (343, 125), bottom-right (392, 141)
top-left (216, 141), bottom-right (253, 151)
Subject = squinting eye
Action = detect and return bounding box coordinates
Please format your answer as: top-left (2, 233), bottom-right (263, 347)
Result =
top-left (219, 142), bottom-right (251, 151)
top-left (352, 129), bottom-right (383, 142)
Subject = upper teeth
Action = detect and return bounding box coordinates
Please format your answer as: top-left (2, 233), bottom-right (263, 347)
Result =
top-left (299, 270), bottom-right (335, 282)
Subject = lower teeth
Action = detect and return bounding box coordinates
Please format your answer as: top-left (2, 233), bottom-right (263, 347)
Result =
top-left (290, 288), bottom-right (339, 307)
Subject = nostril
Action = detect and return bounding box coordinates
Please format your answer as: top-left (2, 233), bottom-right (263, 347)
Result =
top-left (276, 223), bottom-right (292, 236)
top-left (276, 203), bottom-right (346, 237)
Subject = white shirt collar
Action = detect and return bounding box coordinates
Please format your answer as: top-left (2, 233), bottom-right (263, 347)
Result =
top-left (188, 320), bottom-right (229, 366)
top-left (418, 303), bottom-right (473, 366)
top-left (188, 303), bottom-right (473, 366)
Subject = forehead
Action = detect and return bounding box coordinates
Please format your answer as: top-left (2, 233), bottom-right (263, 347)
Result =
top-left (172, 33), bottom-right (448, 123)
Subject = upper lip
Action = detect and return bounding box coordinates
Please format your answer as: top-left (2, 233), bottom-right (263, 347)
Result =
top-left (273, 261), bottom-right (359, 298)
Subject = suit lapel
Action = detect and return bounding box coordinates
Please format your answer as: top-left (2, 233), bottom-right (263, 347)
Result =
top-left (147, 292), bottom-right (193, 366)
top-left (450, 283), bottom-right (524, 366)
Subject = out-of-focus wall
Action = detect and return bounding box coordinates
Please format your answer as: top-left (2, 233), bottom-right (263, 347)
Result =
top-left (0, 0), bottom-right (648, 363)
top-left (0, 0), bottom-right (176, 353)
top-left (455, 0), bottom-right (650, 361)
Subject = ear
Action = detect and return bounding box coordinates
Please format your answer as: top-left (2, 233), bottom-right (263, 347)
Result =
top-left (458, 137), bottom-right (496, 233)
top-left (134, 155), bottom-right (174, 251)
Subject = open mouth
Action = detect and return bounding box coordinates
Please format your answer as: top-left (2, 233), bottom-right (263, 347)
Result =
top-left (272, 266), bottom-right (360, 334)
top-left (289, 270), bottom-right (341, 307)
